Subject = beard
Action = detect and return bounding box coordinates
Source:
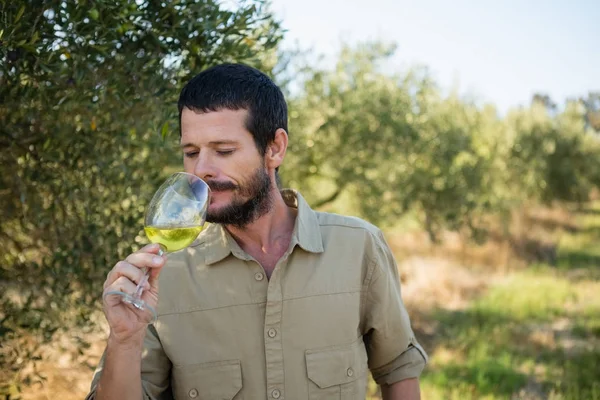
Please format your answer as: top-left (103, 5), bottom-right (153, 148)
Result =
top-left (205, 166), bottom-right (273, 228)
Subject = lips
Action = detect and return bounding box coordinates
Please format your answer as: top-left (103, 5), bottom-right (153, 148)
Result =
top-left (208, 189), bottom-right (230, 203)
top-left (210, 188), bottom-right (231, 196)
top-left (207, 181), bottom-right (237, 191)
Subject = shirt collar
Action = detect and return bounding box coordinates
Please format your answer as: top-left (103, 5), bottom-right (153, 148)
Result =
top-left (199, 189), bottom-right (324, 266)
top-left (283, 189), bottom-right (324, 254)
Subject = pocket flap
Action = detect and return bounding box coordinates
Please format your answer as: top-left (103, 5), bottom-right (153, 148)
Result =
top-left (305, 338), bottom-right (367, 389)
top-left (172, 359), bottom-right (242, 400)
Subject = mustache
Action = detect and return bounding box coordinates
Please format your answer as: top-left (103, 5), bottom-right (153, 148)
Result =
top-left (206, 180), bottom-right (238, 191)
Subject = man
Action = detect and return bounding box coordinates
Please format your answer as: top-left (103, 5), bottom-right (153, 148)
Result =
top-left (87, 63), bottom-right (427, 400)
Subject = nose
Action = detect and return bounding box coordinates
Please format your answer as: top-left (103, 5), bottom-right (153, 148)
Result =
top-left (193, 151), bottom-right (217, 182)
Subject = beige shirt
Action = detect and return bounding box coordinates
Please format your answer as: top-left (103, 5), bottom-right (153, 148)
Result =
top-left (87, 190), bottom-right (427, 400)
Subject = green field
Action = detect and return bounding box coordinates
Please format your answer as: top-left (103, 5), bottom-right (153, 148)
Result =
top-left (367, 203), bottom-right (600, 400)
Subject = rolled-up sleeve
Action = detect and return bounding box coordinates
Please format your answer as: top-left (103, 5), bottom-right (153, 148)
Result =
top-left (362, 230), bottom-right (428, 385)
top-left (85, 323), bottom-right (173, 400)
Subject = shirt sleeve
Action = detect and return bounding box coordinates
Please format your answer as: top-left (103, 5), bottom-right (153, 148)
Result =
top-left (362, 229), bottom-right (428, 385)
top-left (84, 323), bottom-right (173, 400)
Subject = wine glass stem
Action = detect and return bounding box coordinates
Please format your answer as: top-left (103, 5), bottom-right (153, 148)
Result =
top-left (133, 268), bottom-right (150, 299)
top-left (132, 247), bottom-right (165, 300)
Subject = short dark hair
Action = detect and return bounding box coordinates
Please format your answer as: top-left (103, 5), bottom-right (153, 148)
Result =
top-left (178, 63), bottom-right (288, 156)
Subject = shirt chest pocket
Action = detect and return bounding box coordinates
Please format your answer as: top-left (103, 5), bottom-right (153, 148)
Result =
top-left (305, 337), bottom-right (368, 400)
top-left (171, 359), bottom-right (243, 400)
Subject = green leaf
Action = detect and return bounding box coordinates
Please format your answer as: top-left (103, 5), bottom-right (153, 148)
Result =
top-left (15, 5), bottom-right (25, 23)
top-left (30, 31), bottom-right (40, 44)
top-left (89, 8), bottom-right (99, 21)
top-left (161, 121), bottom-right (169, 139)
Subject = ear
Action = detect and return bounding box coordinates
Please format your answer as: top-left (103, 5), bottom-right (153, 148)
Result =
top-left (265, 128), bottom-right (288, 170)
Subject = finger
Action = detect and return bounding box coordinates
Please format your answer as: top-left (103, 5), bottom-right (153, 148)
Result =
top-left (104, 261), bottom-right (147, 289)
top-left (103, 277), bottom-right (144, 309)
top-left (134, 243), bottom-right (162, 255)
top-left (125, 252), bottom-right (166, 270)
top-left (105, 276), bottom-right (139, 296)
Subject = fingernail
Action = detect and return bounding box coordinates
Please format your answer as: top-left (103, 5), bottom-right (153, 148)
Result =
top-left (153, 256), bottom-right (163, 265)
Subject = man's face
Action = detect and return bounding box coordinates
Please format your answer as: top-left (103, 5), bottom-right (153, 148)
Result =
top-left (180, 108), bottom-right (272, 227)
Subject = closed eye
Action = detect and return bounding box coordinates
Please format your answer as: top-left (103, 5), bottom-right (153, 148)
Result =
top-left (217, 150), bottom-right (234, 156)
top-left (184, 151), bottom-right (199, 158)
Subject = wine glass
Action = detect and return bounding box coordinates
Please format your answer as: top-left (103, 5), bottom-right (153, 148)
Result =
top-left (104, 172), bottom-right (210, 324)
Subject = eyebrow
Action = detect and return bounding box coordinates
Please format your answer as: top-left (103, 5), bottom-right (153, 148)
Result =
top-left (180, 140), bottom-right (238, 149)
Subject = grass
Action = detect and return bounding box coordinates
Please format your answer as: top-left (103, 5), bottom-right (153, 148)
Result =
top-left (472, 271), bottom-right (578, 322)
top-left (366, 202), bottom-right (600, 400)
top-left (422, 203), bottom-right (600, 400)
top-left (556, 203), bottom-right (600, 271)
top-left (419, 268), bottom-right (600, 400)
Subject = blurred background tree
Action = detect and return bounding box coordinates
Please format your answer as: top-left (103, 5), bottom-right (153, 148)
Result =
top-left (282, 43), bottom-right (600, 243)
top-left (0, 0), bottom-right (282, 392)
top-left (505, 96), bottom-right (600, 205)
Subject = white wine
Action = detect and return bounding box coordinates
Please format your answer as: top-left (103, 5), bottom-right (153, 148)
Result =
top-left (144, 225), bottom-right (204, 253)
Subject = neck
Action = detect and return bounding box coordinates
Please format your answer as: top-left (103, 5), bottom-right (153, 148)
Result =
top-left (225, 188), bottom-right (296, 253)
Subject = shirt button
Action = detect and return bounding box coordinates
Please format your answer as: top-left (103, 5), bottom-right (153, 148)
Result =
top-left (254, 272), bottom-right (264, 281)
top-left (347, 368), bottom-right (354, 377)
top-left (272, 389), bottom-right (281, 399)
top-left (267, 328), bottom-right (277, 338)
top-left (188, 388), bottom-right (198, 398)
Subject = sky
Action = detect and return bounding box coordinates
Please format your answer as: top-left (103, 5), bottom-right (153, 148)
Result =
top-left (269, 0), bottom-right (600, 113)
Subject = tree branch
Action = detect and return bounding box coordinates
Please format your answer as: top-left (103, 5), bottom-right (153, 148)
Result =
top-left (313, 185), bottom-right (346, 209)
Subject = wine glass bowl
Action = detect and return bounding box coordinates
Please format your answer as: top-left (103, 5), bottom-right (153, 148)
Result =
top-left (143, 173), bottom-right (210, 253)
top-left (103, 172), bottom-right (210, 324)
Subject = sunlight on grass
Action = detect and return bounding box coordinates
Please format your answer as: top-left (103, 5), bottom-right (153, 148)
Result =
top-left (557, 202), bottom-right (600, 269)
top-left (472, 271), bottom-right (577, 322)
top-left (424, 347), bottom-right (528, 396)
top-left (369, 204), bottom-right (600, 399)
top-left (420, 265), bottom-right (600, 400)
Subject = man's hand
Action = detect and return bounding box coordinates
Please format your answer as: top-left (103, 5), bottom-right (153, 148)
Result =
top-left (102, 243), bottom-right (166, 345)
top-left (95, 243), bottom-right (166, 400)
top-left (381, 378), bottom-right (421, 400)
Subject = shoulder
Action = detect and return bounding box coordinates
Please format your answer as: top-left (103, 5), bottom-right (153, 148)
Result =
top-left (315, 212), bottom-right (397, 270)
top-left (314, 211), bottom-right (391, 262)
top-left (315, 211), bottom-right (385, 241)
